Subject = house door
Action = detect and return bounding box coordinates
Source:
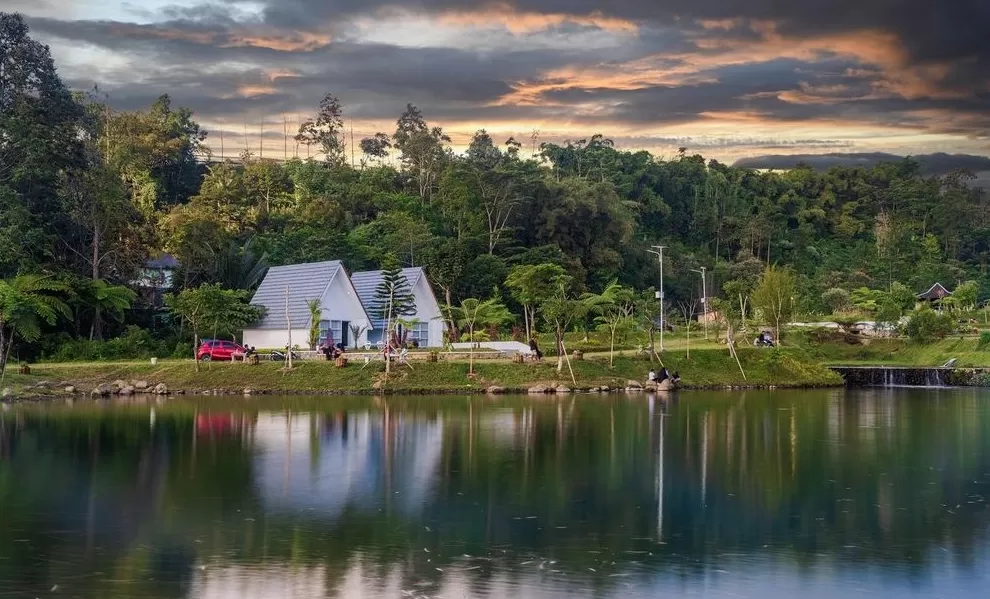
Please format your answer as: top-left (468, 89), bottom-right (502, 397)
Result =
top-left (341, 321), bottom-right (350, 348)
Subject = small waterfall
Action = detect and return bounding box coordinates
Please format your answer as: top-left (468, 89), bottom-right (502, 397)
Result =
top-left (831, 366), bottom-right (952, 388)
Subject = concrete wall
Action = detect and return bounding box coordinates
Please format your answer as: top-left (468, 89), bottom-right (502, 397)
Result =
top-left (243, 328), bottom-right (310, 350)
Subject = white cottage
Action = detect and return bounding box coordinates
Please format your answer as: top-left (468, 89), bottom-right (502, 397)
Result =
top-left (243, 260), bottom-right (373, 350)
top-left (350, 267), bottom-right (445, 348)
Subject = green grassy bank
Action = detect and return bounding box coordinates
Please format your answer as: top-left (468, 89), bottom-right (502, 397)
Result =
top-left (790, 331), bottom-right (990, 367)
top-left (2, 346), bottom-right (840, 399)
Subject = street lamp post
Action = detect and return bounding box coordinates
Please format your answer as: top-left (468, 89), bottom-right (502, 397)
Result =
top-left (648, 246), bottom-right (666, 352)
top-left (692, 267), bottom-right (708, 340)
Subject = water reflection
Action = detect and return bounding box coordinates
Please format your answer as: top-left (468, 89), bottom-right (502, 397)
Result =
top-left (1, 389), bottom-right (989, 598)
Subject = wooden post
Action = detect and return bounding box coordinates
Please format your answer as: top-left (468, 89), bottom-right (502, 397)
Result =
top-left (285, 286), bottom-right (293, 370)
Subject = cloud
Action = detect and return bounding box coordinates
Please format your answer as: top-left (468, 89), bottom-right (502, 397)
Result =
top-left (11, 0), bottom-right (990, 161)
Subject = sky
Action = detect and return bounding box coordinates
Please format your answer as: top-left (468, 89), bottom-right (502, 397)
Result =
top-left (11, 0), bottom-right (990, 164)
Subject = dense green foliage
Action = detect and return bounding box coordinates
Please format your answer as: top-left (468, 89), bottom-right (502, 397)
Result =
top-left (3, 13), bottom-right (989, 361)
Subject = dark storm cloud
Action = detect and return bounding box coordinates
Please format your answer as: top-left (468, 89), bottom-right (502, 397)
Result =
top-left (734, 152), bottom-right (990, 175)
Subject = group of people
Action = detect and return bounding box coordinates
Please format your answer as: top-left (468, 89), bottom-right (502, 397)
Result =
top-left (320, 339), bottom-right (346, 361)
top-left (648, 367), bottom-right (675, 383)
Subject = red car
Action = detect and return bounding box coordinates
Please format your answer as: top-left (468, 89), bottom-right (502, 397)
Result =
top-left (197, 340), bottom-right (245, 361)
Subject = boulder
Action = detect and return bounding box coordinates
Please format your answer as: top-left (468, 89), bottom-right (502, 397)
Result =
top-left (243, 388), bottom-right (253, 396)
top-left (91, 383), bottom-right (113, 397)
top-left (555, 386), bottom-right (572, 394)
top-left (111, 379), bottom-right (128, 391)
top-left (626, 380), bottom-right (643, 389)
top-left (1, 388), bottom-right (12, 399)
top-left (118, 386), bottom-right (135, 396)
top-left (64, 385), bottom-right (76, 394)
top-left (33, 380), bottom-right (53, 389)
top-left (153, 383), bottom-right (169, 395)
top-left (599, 386), bottom-right (610, 393)
top-left (644, 381), bottom-right (658, 391)
top-left (527, 384), bottom-right (549, 395)
top-left (132, 380), bottom-right (150, 391)
top-left (485, 386), bottom-right (506, 395)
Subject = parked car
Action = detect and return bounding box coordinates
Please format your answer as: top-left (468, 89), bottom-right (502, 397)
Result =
top-left (197, 340), bottom-right (245, 361)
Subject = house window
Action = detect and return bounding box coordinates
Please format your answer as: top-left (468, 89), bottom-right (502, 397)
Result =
top-left (319, 320), bottom-right (343, 346)
top-left (409, 322), bottom-right (430, 346)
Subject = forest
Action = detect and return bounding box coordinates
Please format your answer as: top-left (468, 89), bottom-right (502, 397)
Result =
top-left (2, 12), bottom-right (990, 368)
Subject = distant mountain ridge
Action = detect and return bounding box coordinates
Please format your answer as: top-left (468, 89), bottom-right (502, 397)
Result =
top-left (734, 153), bottom-right (990, 181)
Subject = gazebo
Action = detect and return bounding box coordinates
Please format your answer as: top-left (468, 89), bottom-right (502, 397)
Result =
top-left (916, 283), bottom-right (952, 308)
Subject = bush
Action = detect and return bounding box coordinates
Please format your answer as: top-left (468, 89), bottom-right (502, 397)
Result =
top-left (978, 332), bottom-right (990, 350)
top-left (904, 307), bottom-right (955, 343)
top-left (822, 288), bottom-right (851, 314)
top-left (46, 326), bottom-right (176, 362)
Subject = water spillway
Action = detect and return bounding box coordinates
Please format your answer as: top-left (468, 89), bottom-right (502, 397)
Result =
top-left (830, 366), bottom-right (958, 387)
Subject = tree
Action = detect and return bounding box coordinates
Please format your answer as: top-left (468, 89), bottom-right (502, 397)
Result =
top-left (0, 13), bottom-right (83, 276)
top-left (359, 133), bottom-right (391, 164)
top-left (306, 299), bottom-right (322, 350)
top-left (583, 281), bottom-right (636, 367)
top-left (76, 278), bottom-right (136, 341)
top-left (166, 284), bottom-right (263, 371)
top-left (0, 275), bottom-right (70, 379)
top-left (445, 297), bottom-right (512, 375)
top-left (392, 104), bottom-right (450, 203)
top-left (952, 280), bottom-right (979, 312)
top-left (505, 263), bottom-right (569, 340)
top-left (372, 255), bottom-right (417, 345)
top-left (296, 93), bottom-right (346, 166)
top-left (752, 266), bottom-right (797, 344)
top-left (822, 288), bottom-right (851, 315)
top-left (540, 276), bottom-right (583, 373)
top-left (904, 305), bottom-right (955, 343)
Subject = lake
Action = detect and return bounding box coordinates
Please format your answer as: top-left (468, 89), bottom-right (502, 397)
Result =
top-left (1, 389), bottom-right (989, 598)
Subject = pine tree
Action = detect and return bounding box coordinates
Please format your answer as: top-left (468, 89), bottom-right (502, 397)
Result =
top-left (373, 255), bottom-right (416, 339)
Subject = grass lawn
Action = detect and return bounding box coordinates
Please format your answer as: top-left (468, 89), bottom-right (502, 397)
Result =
top-left (2, 344), bottom-right (840, 399)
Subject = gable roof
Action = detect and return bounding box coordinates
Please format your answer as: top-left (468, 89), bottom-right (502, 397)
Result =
top-left (250, 261), bottom-right (342, 329)
top-left (351, 267), bottom-right (427, 321)
top-left (917, 282), bottom-right (952, 301)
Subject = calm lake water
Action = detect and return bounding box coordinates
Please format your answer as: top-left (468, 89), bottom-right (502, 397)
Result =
top-left (2, 389), bottom-right (990, 598)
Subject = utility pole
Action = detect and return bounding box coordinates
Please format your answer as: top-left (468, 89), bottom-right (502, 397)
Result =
top-left (692, 266), bottom-right (709, 339)
top-left (647, 246), bottom-right (667, 352)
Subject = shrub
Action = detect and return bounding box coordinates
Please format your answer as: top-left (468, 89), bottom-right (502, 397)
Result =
top-left (978, 332), bottom-right (990, 350)
top-left (46, 326), bottom-right (176, 362)
top-left (822, 288), bottom-right (851, 314)
top-left (904, 307), bottom-right (955, 343)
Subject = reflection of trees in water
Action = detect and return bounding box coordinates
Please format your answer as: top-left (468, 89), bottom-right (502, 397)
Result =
top-left (2, 390), bottom-right (990, 597)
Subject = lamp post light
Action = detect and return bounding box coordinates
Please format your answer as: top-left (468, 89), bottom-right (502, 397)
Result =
top-left (692, 267), bottom-right (709, 340)
top-left (647, 246), bottom-right (666, 352)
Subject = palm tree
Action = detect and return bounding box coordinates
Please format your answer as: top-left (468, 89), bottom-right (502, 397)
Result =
top-left (582, 281), bottom-right (636, 367)
top-left (0, 275), bottom-right (70, 381)
top-left (445, 297), bottom-right (512, 375)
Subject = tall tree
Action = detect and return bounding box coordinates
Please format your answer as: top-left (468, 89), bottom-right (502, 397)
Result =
top-left (752, 266), bottom-right (797, 344)
top-left (166, 284), bottom-right (263, 371)
top-left (505, 263), bottom-right (569, 340)
top-left (445, 297), bottom-right (511, 375)
top-left (296, 93), bottom-right (346, 166)
top-left (372, 255), bottom-right (417, 344)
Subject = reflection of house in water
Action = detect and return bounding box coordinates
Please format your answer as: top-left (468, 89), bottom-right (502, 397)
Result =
top-left (190, 564), bottom-right (327, 599)
top-left (251, 411), bottom-right (444, 518)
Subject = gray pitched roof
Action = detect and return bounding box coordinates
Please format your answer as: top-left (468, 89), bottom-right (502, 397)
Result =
top-left (351, 267), bottom-right (424, 326)
top-left (251, 261), bottom-right (342, 329)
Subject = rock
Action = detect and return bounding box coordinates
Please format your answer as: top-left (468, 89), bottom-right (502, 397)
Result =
top-left (91, 383), bottom-right (113, 397)
top-left (587, 386), bottom-right (600, 393)
top-left (644, 381), bottom-right (658, 391)
top-left (153, 383), bottom-right (169, 395)
top-left (64, 385), bottom-right (76, 394)
top-left (118, 386), bottom-right (135, 396)
top-left (33, 380), bottom-right (53, 389)
top-left (555, 386), bottom-right (572, 394)
top-left (132, 380), bottom-right (150, 391)
top-left (372, 380), bottom-right (383, 390)
top-left (599, 386), bottom-right (610, 393)
top-left (111, 379), bottom-right (128, 390)
top-left (626, 386), bottom-right (643, 393)
top-left (485, 386), bottom-right (506, 395)
top-left (243, 388), bottom-right (253, 396)
top-left (527, 384), bottom-right (549, 395)
top-left (626, 380), bottom-right (643, 389)
top-left (1, 388), bottom-right (12, 399)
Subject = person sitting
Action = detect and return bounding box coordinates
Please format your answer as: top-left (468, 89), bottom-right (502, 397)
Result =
top-left (658, 367), bottom-right (670, 382)
top-left (648, 369), bottom-right (657, 382)
top-left (528, 338), bottom-right (543, 361)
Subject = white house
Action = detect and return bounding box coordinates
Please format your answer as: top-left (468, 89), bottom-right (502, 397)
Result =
top-left (243, 260), bottom-right (373, 350)
top-left (350, 267), bottom-right (445, 348)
